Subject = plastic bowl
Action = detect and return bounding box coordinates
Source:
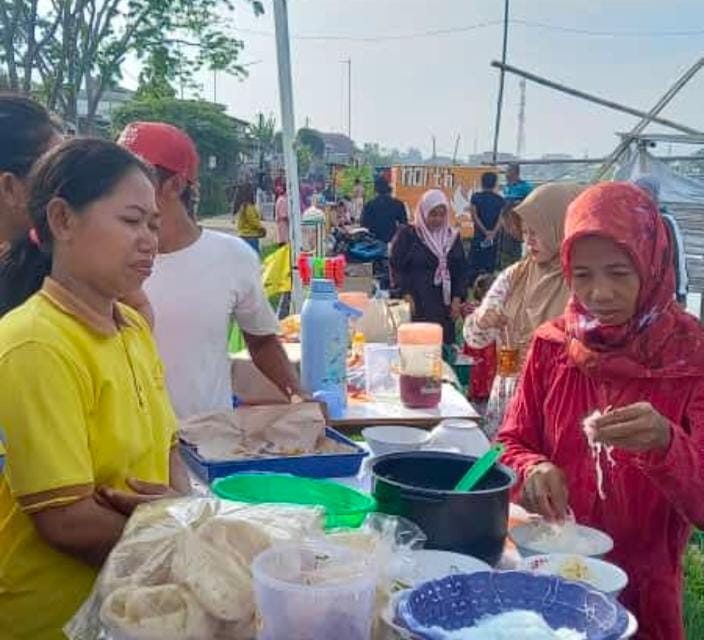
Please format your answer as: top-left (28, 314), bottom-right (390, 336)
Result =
top-left (509, 521), bottom-right (614, 558)
top-left (253, 541), bottom-right (377, 640)
top-left (212, 473), bottom-right (376, 529)
top-left (362, 425), bottom-right (431, 457)
top-left (396, 571), bottom-right (630, 640)
top-left (519, 553), bottom-right (629, 598)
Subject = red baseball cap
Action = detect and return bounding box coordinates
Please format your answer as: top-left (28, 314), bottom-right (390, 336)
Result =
top-left (118, 121), bottom-right (199, 183)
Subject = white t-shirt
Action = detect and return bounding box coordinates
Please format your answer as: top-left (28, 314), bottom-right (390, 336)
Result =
top-left (144, 229), bottom-right (279, 419)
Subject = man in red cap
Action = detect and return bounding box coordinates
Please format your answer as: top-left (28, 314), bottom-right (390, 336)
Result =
top-left (119, 121), bottom-right (302, 419)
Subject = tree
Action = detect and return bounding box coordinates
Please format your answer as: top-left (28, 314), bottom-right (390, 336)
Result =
top-left (112, 97), bottom-right (243, 215)
top-left (0, 0), bottom-right (263, 131)
top-left (296, 128), bottom-right (325, 159)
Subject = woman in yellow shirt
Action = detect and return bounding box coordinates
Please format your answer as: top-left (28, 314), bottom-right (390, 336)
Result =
top-left (233, 182), bottom-right (266, 253)
top-left (0, 137), bottom-right (189, 639)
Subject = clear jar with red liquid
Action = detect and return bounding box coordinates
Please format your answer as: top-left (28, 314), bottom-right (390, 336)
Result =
top-left (398, 322), bottom-right (443, 409)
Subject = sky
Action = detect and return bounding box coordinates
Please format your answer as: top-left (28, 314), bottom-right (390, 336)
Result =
top-left (126, 0), bottom-right (704, 160)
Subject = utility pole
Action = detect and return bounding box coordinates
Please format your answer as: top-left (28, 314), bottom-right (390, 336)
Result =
top-left (432, 135), bottom-right (437, 161)
top-left (491, 0), bottom-right (510, 164)
top-left (516, 78), bottom-right (526, 157)
top-left (213, 69), bottom-right (217, 103)
top-left (340, 59), bottom-right (352, 138)
top-left (273, 0), bottom-right (303, 310)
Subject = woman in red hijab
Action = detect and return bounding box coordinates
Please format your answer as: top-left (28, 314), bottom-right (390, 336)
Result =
top-left (499, 182), bottom-right (704, 640)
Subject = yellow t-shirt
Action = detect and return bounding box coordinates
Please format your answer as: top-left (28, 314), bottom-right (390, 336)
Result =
top-left (0, 279), bottom-right (177, 640)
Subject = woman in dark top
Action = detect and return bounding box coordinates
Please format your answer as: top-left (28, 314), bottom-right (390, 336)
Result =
top-left (390, 189), bottom-right (466, 345)
top-left (468, 171), bottom-right (505, 284)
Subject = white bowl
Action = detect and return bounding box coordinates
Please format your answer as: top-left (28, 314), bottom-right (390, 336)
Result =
top-left (404, 550), bottom-right (491, 588)
top-left (519, 553), bottom-right (629, 598)
top-left (509, 521), bottom-right (614, 559)
top-left (361, 426), bottom-right (431, 457)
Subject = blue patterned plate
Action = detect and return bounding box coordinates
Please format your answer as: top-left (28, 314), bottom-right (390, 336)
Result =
top-left (396, 571), bottom-right (630, 640)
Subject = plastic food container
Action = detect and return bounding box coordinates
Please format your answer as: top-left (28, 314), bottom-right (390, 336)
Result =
top-left (253, 542), bottom-right (377, 640)
top-left (397, 322), bottom-right (443, 409)
top-left (364, 343), bottom-right (400, 400)
top-left (211, 473), bottom-right (377, 529)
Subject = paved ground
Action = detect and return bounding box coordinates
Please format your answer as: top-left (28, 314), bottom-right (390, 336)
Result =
top-left (200, 214), bottom-right (278, 246)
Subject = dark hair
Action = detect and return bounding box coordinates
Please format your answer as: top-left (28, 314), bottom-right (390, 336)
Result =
top-left (232, 182), bottom-right (255, 215)
top-left (481, 172), bottom-right (497, 190)
top-left (0, 137), bottom-right (153, 316)
top-left (374, 176), bottom-right (391, 195)
top-left (0, 94), bottom-right (59, 178)
top-left (472, 273), bottom-right (494, 302)
top-left (154, 166), bottom-right (198, 220)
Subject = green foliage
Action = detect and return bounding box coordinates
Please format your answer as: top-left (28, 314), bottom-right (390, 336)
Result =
top-left (0, 0), bottom-right (263, 129)
top-left (297, 128), bottom-right (325, 159)
top-left (685, 536), bottom-right (704, 639)
top-left (112, 98), bottom-right (242, 216)
top-left (296, 145), bottom-right (313, 177)
top-left (337, 166), bottom-right (374, 200)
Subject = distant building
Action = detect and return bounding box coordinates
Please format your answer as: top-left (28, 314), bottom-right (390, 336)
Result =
top-left (319, 132), bottom-right (355, 164)
top-left (77, 87), bottom-right (134, 122)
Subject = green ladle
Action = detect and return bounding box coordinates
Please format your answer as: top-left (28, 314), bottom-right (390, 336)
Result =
top-left (454, 443), bottom-right (506, 492)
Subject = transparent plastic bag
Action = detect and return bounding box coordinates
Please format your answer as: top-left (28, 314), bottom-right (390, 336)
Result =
top-left (326, 513), bottom-right (426, 640)
top-left (65, 498), bottom-right (325, 640)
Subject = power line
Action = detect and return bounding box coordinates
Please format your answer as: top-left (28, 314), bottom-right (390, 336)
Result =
top-left (230, 18), bottom-right (704, 43)
top-left (512, 19), bottom-right (704, 38)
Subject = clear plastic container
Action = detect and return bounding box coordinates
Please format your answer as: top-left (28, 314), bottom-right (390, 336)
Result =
top-left (252, 541), bottom-right (377, 640)
top-left (397, 322), bottom-right (443, 409)
top-left (364, 343), bottom-right (400, 401)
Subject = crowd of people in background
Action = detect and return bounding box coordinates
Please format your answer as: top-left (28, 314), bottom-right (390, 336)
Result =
top-left (0, 90), bottom-right (701, 640)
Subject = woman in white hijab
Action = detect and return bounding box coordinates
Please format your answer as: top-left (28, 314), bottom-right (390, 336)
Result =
top-left (390, 189), bottom-right (467, 344)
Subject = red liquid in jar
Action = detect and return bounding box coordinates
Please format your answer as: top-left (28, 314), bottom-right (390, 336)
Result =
top-left (399, 374), bottom-right (441, 408)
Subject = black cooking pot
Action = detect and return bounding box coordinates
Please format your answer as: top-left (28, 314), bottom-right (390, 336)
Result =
top-left (371, 451), bottom-right (516, 565)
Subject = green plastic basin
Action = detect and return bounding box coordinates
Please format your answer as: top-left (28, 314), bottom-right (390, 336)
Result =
top-left (211, 473), bottom-right (377, 529)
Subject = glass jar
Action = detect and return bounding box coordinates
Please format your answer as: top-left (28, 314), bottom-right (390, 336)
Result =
top-left (397, 322), bottom-right (443, 409)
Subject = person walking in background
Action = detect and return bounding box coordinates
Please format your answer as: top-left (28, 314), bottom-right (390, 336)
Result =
top-left (390, 189), bottom-right (466, 346)
top-left (361, 176), bottom-right (407, 244)
top-left (351, 177), bottom-right (365, 223)
top-left (468, 171), bottom-right (505, 285)
top-left (634, 175), bottom-right (688, 305)
top-left (275, 183), bottom-right (289, 246)
top-left (500, 163), bottom-right (533, 268)
top-left (233, 182), bottom-right (266, 254)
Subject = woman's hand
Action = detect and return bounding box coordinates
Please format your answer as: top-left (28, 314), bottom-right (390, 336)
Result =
top-left (522, 462), bottom-right (569, 521)
top-left (96, 479), bottom-right (182, 517)
top-left (590, 402), bottom-right (671, 453)
top-left (475, 306), bottom-right (507, 331)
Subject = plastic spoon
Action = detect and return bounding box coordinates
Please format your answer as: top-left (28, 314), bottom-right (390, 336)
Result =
top-left (454, 443), bottom-right (505, 492)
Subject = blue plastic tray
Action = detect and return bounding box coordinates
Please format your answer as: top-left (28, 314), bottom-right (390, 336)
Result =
top-left (180, 427), bottom-right (368, 483)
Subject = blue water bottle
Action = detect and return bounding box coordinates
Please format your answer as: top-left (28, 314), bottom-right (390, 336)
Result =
top-left (301, 279), bottom-right (362, 418)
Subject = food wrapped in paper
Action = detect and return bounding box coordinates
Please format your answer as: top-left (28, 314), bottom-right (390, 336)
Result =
top-left (180, 404), bottom-right (354, 461)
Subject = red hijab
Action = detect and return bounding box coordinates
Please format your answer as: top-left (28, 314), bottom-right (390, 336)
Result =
top-left (537, 182), bottom-right (704, 379)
